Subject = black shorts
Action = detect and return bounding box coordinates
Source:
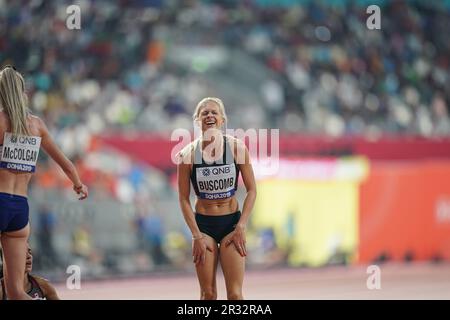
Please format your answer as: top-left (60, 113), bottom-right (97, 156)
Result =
top-left (195, 211), bottom-right (241, 243)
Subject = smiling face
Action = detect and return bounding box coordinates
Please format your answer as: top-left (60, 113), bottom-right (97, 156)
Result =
top-left (197, 100), bottom-right (225, 133)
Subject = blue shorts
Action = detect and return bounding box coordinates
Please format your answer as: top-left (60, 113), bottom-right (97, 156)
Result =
top-left (0, 192), bottom-right (29, 232)
top-left (195, 211), bottom-right (241, 243)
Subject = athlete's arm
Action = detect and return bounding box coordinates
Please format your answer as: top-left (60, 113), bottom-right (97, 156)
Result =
top-left (177, 148), bottom-right (202, 238)
top-left (236, 140), bottom-right (257, 228)
top-left (43, 284), bottom-right (60, 300)
top-left (177, 149), bottom-right (212, 264)
top-left (37, 117), bottom-right (88, 200)
top-left (225, 139), bottom-right (257, 257)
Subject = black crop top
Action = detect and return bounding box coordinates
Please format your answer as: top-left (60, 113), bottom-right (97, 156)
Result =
top-left (190, 135), bottom-right (240, 200)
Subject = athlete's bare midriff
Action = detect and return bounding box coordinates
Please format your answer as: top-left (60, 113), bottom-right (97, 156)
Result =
top-left (0, 111), bottom-right (41, 197)
top-left (194, 196), bottom-right (239, 216)
top-left (0, 171), bottom-right (33, 197)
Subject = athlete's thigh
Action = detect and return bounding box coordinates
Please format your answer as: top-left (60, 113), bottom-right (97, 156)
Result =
top-left (195, 234), bottom-right (219, 289)
top-left (1, 224), bottom-right (30, 287)
top-left (219, 232), bottom-right (245, 290)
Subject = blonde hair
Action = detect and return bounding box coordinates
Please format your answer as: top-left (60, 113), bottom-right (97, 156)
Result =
top-left (0, 66), bottom-right (30, 136)
top-left (177, 97), bottom-right (228, 163)
top-left (193, 97), bottom-right (228, 125)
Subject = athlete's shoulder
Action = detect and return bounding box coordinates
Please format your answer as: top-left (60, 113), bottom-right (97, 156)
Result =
top-left (0, 111), bottom-right (6, 131)
top-left (28, 114), bottom-right (44, 126)
top-left (30, 275), bottom-right (52, 294)
top-left (225, 135), bottom-right (249, 166)
top-left (224, 134), bottom-right (237, 142)
top-left (28, 114), bottom-right (49, 136)
top-left (30, 274), bottom-right (59, 300)
top-left (0, 110), bottom-right (7, 123)
top-left (177, 139), bottom-right (198, 165)
top-left (225, 134), bottom-right (246, 151)
top-left (30, 274), bottom-right (50, 284)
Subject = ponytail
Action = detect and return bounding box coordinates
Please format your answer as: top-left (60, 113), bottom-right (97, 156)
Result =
top-left (0, 66), bottom-right (30, 136)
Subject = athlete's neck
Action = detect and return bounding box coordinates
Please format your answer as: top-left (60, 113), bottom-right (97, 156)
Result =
top-left (201, 134), bottom-right (223, 159)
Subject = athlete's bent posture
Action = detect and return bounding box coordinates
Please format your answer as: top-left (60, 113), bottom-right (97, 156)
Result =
top-left (177, 97), bottom-right (257, 300)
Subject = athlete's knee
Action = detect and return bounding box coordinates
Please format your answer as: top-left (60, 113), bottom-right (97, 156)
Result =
top-left (227, 291), bottom-right (243, 300)
top-left (201, 287), bottom-right (217, 300)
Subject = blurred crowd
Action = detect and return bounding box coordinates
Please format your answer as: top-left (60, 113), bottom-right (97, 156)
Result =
top-left (1, 0), bottom-right (449, 146)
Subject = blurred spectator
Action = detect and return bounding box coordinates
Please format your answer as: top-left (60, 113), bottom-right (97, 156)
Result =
top-left (1, 0), bottom-right (449, 138)
top-left (135, 208), bottom-right (169, 266)
top-left (72, 222), bottom-right (94, 261)
top-left (163, 95), bottom-right (187, 118)
top-left (71, 222), bottom-right (105, 277)
top-left (36, 205), bottom-right (58, 270)
top-left (146, 215), bottom-right (169, 266)
top-left (250, 227), bottom-right (287, 266)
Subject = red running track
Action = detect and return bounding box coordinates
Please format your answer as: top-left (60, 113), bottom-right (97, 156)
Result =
top-left (54, 263), bottom-right (450, 300)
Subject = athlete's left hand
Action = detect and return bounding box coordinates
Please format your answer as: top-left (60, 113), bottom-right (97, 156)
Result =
top-left (225, 224), bottom-right (247, 257)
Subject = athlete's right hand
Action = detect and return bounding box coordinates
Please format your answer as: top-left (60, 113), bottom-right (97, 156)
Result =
top-left (73, 183), bottom-right (88, 200)
top-left (192, 236), bottom-right (213, 265)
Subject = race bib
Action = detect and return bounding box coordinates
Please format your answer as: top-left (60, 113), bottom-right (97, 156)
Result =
top-left (0, 132), bottom-right (41, 172)
top-left (196, 164), bottom-right (236, 200)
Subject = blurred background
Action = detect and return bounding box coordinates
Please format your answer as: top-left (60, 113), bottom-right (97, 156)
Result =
top-left (1, 0), bottom-right (450, 298)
